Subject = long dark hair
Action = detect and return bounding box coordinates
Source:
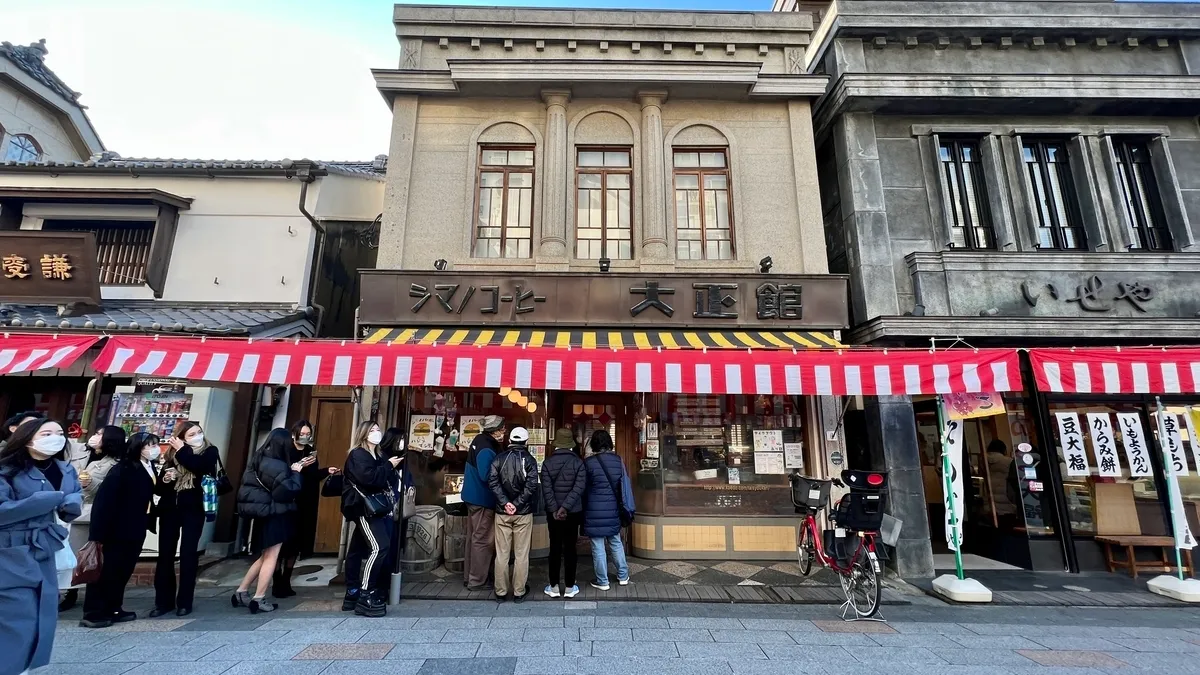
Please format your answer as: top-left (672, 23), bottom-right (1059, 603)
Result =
top-left (93, 425), bottom-right (128, 464)
top-left (0, 417), bottom-right (62, 470)
top-left (254, 428), bottom-right (294, 469)
top-left (589, 429), bottom-right (614, 454)
top-left (379, 427), bottom-right (405, 459)
top-left (290, 419), bottom-right (313, 439)
top-left (123, 432), bottom-right (160, 464)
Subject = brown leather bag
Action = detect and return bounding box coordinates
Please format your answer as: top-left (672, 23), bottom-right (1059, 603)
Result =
top-left (72, 541), bottom-right (103, 586)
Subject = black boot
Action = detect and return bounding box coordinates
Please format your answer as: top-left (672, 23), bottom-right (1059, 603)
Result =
top-left (354, 589), bottom-right (386, 618)
top-left (341, 588), bottom-right (360, 611)
top-left (274, 558), bottom-right (297, 598)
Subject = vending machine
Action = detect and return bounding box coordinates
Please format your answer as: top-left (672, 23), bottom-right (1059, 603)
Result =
top-left (110, 380), bottom-right (235, 556)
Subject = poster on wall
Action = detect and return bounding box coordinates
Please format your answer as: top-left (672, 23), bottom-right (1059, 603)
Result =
top-left (1086, 413), bottom-right (1120, 478)
top-left (784, 442), bottom-right (805, 470)
top-left (530, 445), bottom-right (546, 467)
top-left (409, 415), bottom-right (437, 451)
top-left (528, 428), bottom-right (547, 446)
top-left (458, 415), bottom-right (486, 450)
top-left (1160, 412), bottom-right (1190, 477)
top-left (754, 451), bottom-right (786, 475)
top-left (647, 423), bottom-right (659, 440)
top-left (1116, 412), bottom-right (1152, 477)
top-left (942, 417), bottom-right (964, 551)
top-left (1157, 411), bottom-right (1197, 550)
top-left (1055, 412), bottom-right (1090, 477)
top-left (944, 392), bottom-right (1007, 420)
top-left (752, 429), bottom-right (784, 454)
top-left (727, 467), bottom-right (741, 485)
top-left (646, 440), bottom-right (660, 459)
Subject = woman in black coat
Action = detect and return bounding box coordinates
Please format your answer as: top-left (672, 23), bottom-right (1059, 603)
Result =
top-left (232, 428), bottom-right (305, 613)
top-left (152, 420), bottom-right (219, 617)
top-left (275, 419), bottom-right (338, 598)
top-left (80, 433), bottom-right (159, 628)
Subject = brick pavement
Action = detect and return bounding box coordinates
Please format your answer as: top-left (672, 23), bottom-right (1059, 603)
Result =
top-left (37, 586), bottom-right (1200, 675)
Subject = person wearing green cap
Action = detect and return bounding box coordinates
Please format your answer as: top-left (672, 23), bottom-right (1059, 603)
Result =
top-left (540, 428), bottom-right (587, 597)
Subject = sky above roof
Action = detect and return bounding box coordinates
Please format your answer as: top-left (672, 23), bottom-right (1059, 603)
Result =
top-left (9, 0), bottom-right (771, 161)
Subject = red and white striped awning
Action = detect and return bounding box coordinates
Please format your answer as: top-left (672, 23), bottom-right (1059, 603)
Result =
top-left (1030, 347), bottom-right (1200, 395)
top-left (0, 334), bottom-right (99, 375)
top-left (94, 335), bottom-right (1020, 396)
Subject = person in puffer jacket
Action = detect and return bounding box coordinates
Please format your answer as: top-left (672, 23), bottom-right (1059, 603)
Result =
top-left (582, 430), bottom-right (630, 590)
top-left (232, 428), bottom-right (305, 613)
top-left (461, 415), bottom-right (504, 590)
top-left (486, 427), bottom-right (538, 602)
top-left (540, 428), bottom-right (587, 598)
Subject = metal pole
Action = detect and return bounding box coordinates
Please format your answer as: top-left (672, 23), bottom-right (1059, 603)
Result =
top-left (1154, 396), bottom-right (1187, 581)
top-left (936, 395), bottom-right (965, 581)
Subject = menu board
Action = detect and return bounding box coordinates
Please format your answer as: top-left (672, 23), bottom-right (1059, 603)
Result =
top-left (458, 415), bottom-right (485, 450)
top-left (784, 442), bottom-right (805, 470)
top-left (754, 451), bottom-right (786, 475)
top-left (409, 414), bottom-right (437, 451)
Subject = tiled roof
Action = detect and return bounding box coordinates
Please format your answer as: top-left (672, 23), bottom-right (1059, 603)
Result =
top-left (0, 40), bottom-right (81, 105)
top-left (0, 302), bottom-right (314, 337)
top-left (0, 155), bottom-right (387, 179)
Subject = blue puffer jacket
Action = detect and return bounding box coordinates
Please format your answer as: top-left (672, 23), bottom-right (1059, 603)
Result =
top-left (461, 433), bottom-right (500, 509)
top-left (582, 451), bottom-right (624, 538)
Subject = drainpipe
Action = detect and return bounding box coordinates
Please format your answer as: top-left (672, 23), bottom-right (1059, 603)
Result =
top-left (295, 162), bottom-right (327, 336)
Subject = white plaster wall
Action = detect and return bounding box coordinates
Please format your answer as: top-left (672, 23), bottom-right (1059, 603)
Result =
top-left (0, 80), bottom-right (83, 162)
top-left (312, 173), bottom-right (385, 222)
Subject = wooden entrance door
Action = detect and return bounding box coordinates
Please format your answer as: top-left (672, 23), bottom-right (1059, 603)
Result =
top-left (312, 398), bottom-right (353, 553)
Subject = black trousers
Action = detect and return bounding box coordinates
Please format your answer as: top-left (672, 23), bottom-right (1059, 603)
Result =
top-left (82, 537), bottom-right (144, 620)
top-left (547, 513), bottom-right (581, 587)
top-left (345, 515), bottom-right (393, 592)
top-left (154, 501), bottom-right (205, 611)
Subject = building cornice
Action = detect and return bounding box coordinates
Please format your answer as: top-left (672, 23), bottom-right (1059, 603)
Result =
top-left (905, 250), bottom-right (1200, 275)
top-left (850, 315), bottom-right (1200, 345)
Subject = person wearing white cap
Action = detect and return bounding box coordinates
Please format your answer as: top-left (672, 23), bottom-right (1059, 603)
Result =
top-left (486, 426), bottom-right (539, 602)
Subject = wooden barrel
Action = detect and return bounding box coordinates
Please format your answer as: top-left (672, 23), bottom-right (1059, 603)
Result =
top-left (400, 506), bottom-right (444, 574)
top-left (443, 514), bottom-right (467, 573)
top-left (530, 514), bottom-right (549, 560)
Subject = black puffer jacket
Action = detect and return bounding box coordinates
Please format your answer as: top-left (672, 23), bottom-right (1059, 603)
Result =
top-left (237, 455), bottom-right (303, 518)
top-left (540, 448), bottom-right (587, 515)
top-left (487, 443), bottom-right (539, 515)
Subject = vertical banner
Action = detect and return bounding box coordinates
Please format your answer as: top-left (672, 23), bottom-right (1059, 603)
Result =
top-left (1161, 413), bottom-right (1190, 477)
top-left (1185, 407), bottom-right (1200, 471)
top-left (1157, 409), bottom-right (1197, 550)
top-left (942, 417), bottom-right (965, 552)
top-left (1086, 413), bottom-right (1120, 477)
top-left (1116, 413), bottom-right (1153, 477)
top-left (1055, 412), bottom-right (1090, 477)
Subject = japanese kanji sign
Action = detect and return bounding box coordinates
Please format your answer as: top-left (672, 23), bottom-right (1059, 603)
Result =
top-left (942, 417), bottom-right (965, 552)
top-left (1056, 412), bottom-right (1090, 477)
top-left (1186, 407), bottom-right (1200, 474)
top-left (1160, 412), bottom-right (1190, 477)
top-left (0, 231), bottom-right (99, 305)
top-left (1086, 413), bottom-right (1120, 478)
top-left (1116, 412), bottom-right (1152, 477)
top-left (1156, 408), bottom-right (1197, 550)
top-left (359, 271), bottom-right (849, 328)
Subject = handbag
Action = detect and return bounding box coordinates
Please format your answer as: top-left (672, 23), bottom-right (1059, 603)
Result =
top-left (401, 484), bottom-right (416, 520)
top-left (72, 541), bottom-right (103, 586)
top-left (596, 456), bottom-right (634, 528)
top-left (213, 453), bottom-right (233, 496)
top-left (54, 517), bottom-right (77, 587)
top-left (352, 482), bottom-right (396, 519)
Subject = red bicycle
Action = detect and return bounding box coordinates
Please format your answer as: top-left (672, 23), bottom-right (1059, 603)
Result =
top-left (790, 471), bottom-right (888, 618)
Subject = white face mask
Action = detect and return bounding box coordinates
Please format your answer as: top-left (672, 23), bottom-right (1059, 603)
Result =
top-left (30, 434), bottom-right (65, 459)
top-left (141, 445), bottom-right (161, 462)
top-left (187, 434), bottom-right (205, 448)
top-left (87, 435), bottom-right (101, 449)
top-left (367, 430), bottom-right (383, 445)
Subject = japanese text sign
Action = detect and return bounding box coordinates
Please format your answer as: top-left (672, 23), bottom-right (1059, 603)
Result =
top-left (1160, 412), bottom-right (1190, 477)
top-left (1056, 412), bottom-right (1090, 477)
top-left (1086, 413), bottom-right (1120, 477)
top-left (1116, 413), bottom-right (1152, 477)
top-left (1156, 409), bottom-right (1197, 550)
top-left (942, 416), bottom-right (964, 551)
top-left (0, 231), bottom-right (99, 305)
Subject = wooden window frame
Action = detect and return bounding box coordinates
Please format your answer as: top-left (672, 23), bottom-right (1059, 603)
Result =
top-left (472, 144), bottom-right (536, 259)
top-left (672, 147), bottom-right (735, 261)
top-left (1023, 139), bottom-right (1087, 251)
top-left (574, 146), bottom-right (634, 261)
top-left (938, 138), bottom-right (996, 251)
top-left (1113, 139), bottom-right (1173, 252)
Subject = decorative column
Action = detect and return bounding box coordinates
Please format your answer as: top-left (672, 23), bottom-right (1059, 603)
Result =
top-left (538, 89), bottom-right (571, 264)
top-left (638, 91), bottom-right (670, 264)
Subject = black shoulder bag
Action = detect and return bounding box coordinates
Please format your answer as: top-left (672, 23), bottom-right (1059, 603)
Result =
top-left (598, 457), bottom-right (633, 527)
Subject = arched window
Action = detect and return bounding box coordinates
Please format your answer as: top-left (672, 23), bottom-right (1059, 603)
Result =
top-left (4, 134), bottom-right (41, 162)
top-left (472, 122), bottom-right (536, 259)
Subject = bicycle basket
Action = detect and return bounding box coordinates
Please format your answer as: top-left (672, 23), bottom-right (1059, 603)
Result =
top-left (790, 475), bottom-right (832, 513)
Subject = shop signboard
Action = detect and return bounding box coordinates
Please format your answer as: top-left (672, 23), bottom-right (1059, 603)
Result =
top-left (1055, 412), bottom-right (1090, 477)
top-left (1161, 413), bottom-right (1190, 476)
top-left (1116, 413), bottom-right (1153, 477)
top-left (1184, 407), bottom-right (1200, 472)
top-left (0, 231), bottom-right (100, 305)
top-left (942, 417), bottom-right (964, 551)
top-left (1156, 410), bottom-right (1197, 550)
top-left (1086, 413), bottom-right (1120, 478)
top-left (944, 392), bottom-right (1006, 420)
top-left (359, 271), bottom-right (849, 329)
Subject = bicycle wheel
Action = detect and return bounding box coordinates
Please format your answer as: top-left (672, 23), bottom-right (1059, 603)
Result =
top-left (839, 547), bottom-right (881, 618)
top-left (796, 524), bottom-right (815, 576)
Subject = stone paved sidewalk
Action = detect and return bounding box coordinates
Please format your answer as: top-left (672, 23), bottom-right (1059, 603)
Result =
top-left (38, 586), bottom-right (1200, 675)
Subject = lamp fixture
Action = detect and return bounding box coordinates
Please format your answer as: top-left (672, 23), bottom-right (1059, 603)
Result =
top-left (499, 386), bottom-right (512, 396)
top-left (517, 394), bottom-right (529, 407)
top-left (507, 389), bottom-right (522, 403)
top-left (433, 258), bottom-right (448, 271)
top-left (599, 257), bottom-right (611, 273)
top-left (758, 256), bottom-right (773, 274)
top-left (526, 401), bottom-right (538, 413)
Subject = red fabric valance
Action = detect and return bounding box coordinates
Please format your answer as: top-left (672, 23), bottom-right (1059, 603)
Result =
top-left (1030, 347), bottom-right (1200, 395)
top-left (0, 334), bottom-right (99, 375)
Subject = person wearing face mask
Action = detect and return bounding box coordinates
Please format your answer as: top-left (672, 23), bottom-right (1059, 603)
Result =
top-left (61, 425), bottom-right (128, 612)
top-left (80, 433), bottom-right (158, 628)
top-left (341, 420), bottom-right (401, 617)
top-left (0, 417), bottom-right (82, 673)
top-left (151, 420), bottom-right (219, 618)
top-left (272, 419), bottom-right (337, 598)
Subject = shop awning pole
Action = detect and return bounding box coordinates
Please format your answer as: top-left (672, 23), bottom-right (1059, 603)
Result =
top-left (1154, 396), bottom-right (1187, 582)
top-left (936, 395), bottom-right (965, 581)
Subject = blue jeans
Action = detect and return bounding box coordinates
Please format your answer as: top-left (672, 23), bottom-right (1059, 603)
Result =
top-left (590, 533), bottom-right (629, 586)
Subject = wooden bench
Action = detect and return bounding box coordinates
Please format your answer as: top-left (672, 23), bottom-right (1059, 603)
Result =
top-left (1096, 535), bottom-right (1194, 579)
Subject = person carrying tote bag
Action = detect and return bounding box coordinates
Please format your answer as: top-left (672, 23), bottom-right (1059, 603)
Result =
top-left (340, 421), bottom-right (401, 618)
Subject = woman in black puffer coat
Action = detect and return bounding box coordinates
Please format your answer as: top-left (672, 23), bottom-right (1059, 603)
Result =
top-left (233, 428), bottom-right (306, 613)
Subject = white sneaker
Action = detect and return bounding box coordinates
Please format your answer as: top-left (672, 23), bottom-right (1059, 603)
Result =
top-left (563, 585), bottom-right (580, 598)
top-left (618, 578), bottom-right (629, 586)
top-left (590, 580), bottom-right (610, 591)
top-left (543, 585), bottom-right (561, 598)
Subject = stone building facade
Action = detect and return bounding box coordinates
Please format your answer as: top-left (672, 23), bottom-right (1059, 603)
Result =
top-left (364, 6), bottom-right (858, 560)
top-left (806, 0), bottom-right (1200, 576)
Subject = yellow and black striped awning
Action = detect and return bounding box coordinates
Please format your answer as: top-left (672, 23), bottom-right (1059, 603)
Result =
top-left (361, 327), bottom-right (844, 350)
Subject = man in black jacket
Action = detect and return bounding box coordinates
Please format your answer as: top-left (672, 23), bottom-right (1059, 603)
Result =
top-left (486, 426), bottom-right (538, 602)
